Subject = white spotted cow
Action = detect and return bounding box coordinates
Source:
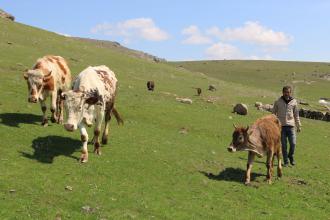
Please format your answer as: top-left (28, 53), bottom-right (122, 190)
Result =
top-left (24, 55), bottom-right (71, 125)
top-left (62, 65), bottom-right (123, 163)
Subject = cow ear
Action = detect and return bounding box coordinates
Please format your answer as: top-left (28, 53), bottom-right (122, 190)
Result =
top-left (23, 72), bottom-right (28, 80)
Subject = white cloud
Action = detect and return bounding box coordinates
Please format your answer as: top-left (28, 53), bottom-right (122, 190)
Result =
top-left (205, 42), bottom-right (242, 60)
top-left (181, 25), bottom-right (212, 45)
top-left (91, 18), bottom-right (169, 42)
top-left (205, 42), bottom-right (274, 60)
top-left (207, 21), bottom-right (292, 46)
top-left (206, 26), bottom-right (222, 38)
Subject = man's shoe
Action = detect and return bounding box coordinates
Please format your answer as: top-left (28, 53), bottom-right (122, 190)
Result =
top-left (283, 163), bottom-right (289, 167)
top-left (289, 157), bottom-right (296, 166)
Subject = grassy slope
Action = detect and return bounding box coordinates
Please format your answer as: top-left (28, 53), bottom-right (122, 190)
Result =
top-left (0, 18), bottom-right (329, 219)
top-left (171, 60), bottom-right (330, 109)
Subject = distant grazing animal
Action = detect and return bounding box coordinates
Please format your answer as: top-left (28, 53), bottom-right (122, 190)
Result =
top-left (227, 114), bottom-right (282, 185)
top-left (196, 87), bottom-right (202, 96)
top-left (62, 65), bottom-right (123, 163)
top-left (233, 103), bottom-right (248, 115)
top-left (147, 81), bottom-right (155, 91)
top-left (24, 55), bottom-right (71, 126)
top-left (208, 85), bottom-right (217, 91)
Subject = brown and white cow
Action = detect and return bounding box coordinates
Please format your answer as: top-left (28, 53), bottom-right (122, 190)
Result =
top-left (24, 55), bottom-right (71, 125)
top-left (227, 114), bottom-right (282, 185)
top-left (62, 65), bottom-right (123, 163)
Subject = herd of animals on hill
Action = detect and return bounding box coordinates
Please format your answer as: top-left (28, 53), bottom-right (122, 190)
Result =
top-left (23, 55), bottom-right (329, 185)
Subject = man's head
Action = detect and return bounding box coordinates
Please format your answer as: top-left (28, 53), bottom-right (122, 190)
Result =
top-left (282, 86), bottom-right (292, 100)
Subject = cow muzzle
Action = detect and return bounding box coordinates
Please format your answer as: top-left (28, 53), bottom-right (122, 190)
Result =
top-left (28, 97), bottom-right (38, 103)
top-left (227, 145), bottom-right (237, 153)
top-left (64, 123), bottom-right (75, 132)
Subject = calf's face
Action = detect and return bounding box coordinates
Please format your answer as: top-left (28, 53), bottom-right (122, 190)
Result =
top-left (24, 70), bottom-right (52, 103)
top-left (228, 126), bottom-right (249, 152)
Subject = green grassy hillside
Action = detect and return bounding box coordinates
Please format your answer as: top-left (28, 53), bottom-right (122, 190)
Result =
top-left (0, 18), bottom-right (329, 219)
top-left (171, 60), bottom-right (330, 108)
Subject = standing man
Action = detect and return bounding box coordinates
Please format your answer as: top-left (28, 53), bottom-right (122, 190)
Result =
top-left (273, 86), bottom-right (301, 166)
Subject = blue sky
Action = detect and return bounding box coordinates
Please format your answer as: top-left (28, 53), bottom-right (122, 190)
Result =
top-left (2, 0), bottom-right (330, 61)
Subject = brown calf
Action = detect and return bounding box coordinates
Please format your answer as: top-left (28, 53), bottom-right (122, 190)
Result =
top-left (227, 114), bottom-right (282, 185)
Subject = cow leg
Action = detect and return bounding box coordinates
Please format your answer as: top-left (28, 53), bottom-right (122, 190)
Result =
top-left (40, 99), bottom-right (48, 126)
top-left (245, 151), bottom-right (255, 185)
top-left (93, 105), bottom-right (104, 155)
top-left (277, 149), bottom-right (283, 178)
top-left (50, 90), bottom-right (58, 123)
top-left (266, 151), bottom-right (274, 184)
top-left (79, 124), bottom-right (89, 163)
top-left (56, 90), bottom-right (64, 124)
top-left (102, 103), bottom-right (113, 144)
top-left (58, 97), bottom-right (64, 124)
top-left (101, 109), bottom-right (111, 144)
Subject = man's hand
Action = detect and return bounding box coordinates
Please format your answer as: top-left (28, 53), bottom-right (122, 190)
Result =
top-left (297, 126), bottom-right (301, 133)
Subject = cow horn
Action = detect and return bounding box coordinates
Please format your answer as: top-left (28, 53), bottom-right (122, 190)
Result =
top-left (246, 125), bottom-right (249, 131)
top-left (60, 92), bottom-right (66, 100)
top-left (43, 71), bottom-right (52, 82)
top-left (233, 124), bottom-right (237, 129)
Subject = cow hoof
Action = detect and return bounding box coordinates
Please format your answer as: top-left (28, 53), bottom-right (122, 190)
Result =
top-left (51, 117), bottom-right (57, 123)
top-left (42, 122), bottom-right (48, 127)
top-left (244, 181), bottom-right (251, 186)
top-left (266, 179), bottom-right (272, 184)
top-left (57, 119), bottom-right (64, 124)
top-left (79, 157), bottom-right (88, 163)
top-left (101, 137), bottom-right (108, 145)
top-left (94, 149), bottom-right (102, 156)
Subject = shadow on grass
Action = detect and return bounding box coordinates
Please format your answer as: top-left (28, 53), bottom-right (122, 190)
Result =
top-left (0, 113), bottom-right (41, 127)
top-left (199, 167), bottom-right (265, 183)
top-left (20, 135), bottom-right (81, 163)
top-left (238, 156), bottom-right (266, 165)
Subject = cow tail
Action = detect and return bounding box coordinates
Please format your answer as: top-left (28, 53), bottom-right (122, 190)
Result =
top-left (111, 107), bottom-right (124, 125)
top-left (275, 116), bottom-right (281, 130)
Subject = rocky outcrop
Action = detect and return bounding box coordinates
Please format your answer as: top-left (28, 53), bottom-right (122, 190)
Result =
top-left (0, 9), bottom-right (15, 21)
top-left (299, 108), bottom-right (329, 121)
top-left (176, 97), bottom-right (193, 104)
top-left (71, 37), bottom-right (166, 63)
top-left (255, 102), bottom-right (273, 112)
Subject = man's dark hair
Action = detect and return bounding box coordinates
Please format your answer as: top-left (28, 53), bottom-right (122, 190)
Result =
top-left (282, 85), bottom-right (292, 92)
